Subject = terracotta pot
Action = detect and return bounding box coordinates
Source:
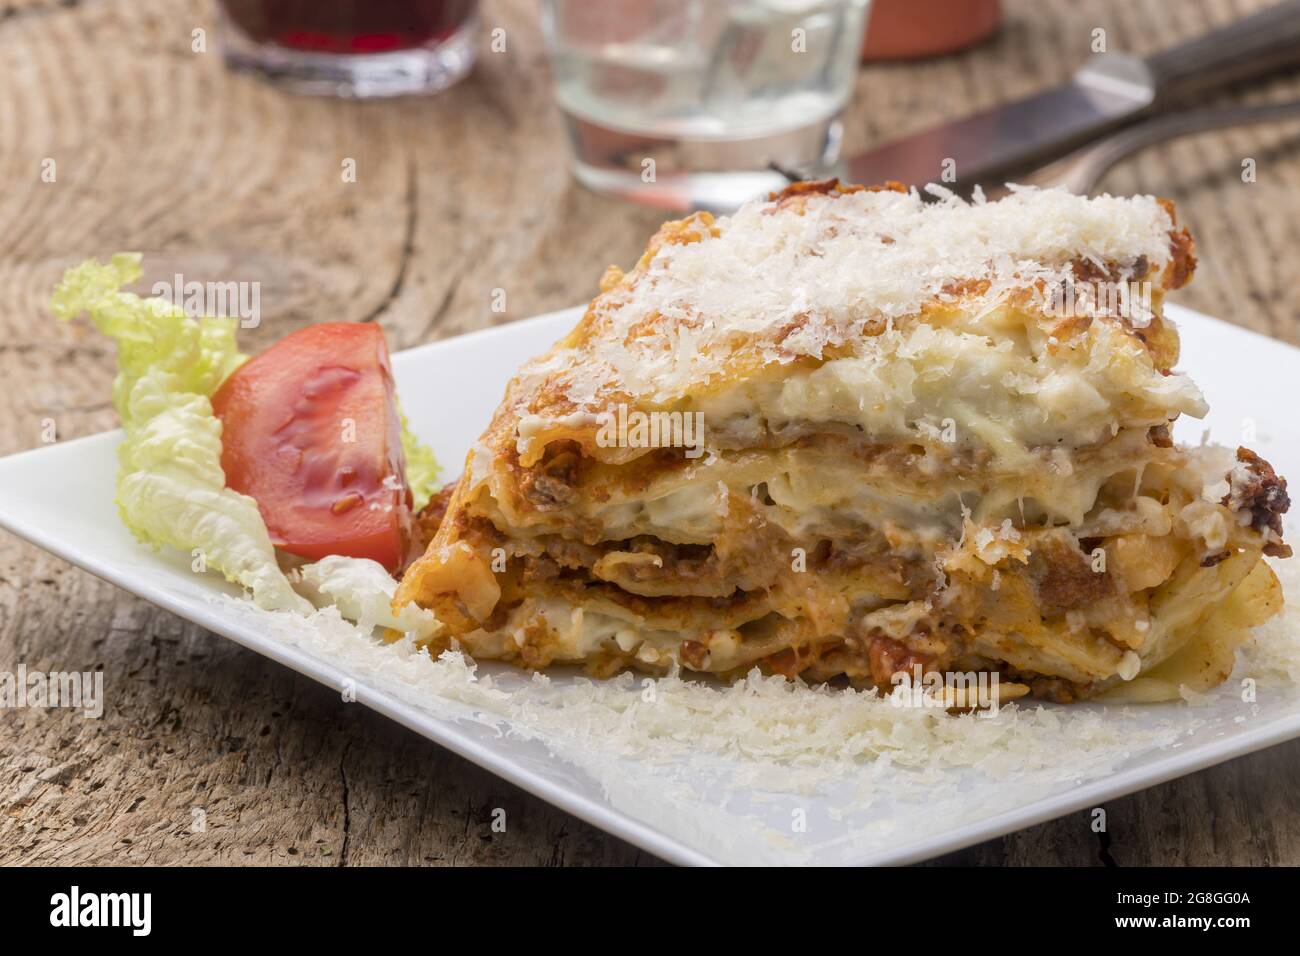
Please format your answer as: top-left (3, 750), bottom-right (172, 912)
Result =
top-left (862, 0), bottom-right (1002, 61)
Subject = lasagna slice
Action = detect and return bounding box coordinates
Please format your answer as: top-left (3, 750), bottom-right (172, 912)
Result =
top-left (395, 180), bottom-right (1290, 702)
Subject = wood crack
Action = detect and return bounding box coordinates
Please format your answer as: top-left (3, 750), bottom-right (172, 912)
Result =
top-left (1097, 814), bottom-right (1118, 867)
top-left (338, 741), bottom-right (352, 867)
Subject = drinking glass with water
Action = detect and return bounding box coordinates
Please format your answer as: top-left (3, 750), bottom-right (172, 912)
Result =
top-left (540, 0), bottom-right (870, 210)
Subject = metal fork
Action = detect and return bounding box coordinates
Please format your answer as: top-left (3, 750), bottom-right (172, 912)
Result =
top-left (983, 99), bottom-right (1300, 199)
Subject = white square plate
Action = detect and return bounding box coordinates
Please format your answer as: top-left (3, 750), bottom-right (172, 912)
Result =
top-left (2, 303), bottom-right (1299, 867)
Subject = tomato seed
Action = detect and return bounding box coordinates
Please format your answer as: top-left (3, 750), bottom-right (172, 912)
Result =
top-left (331, 493), bottom-right (363, 515)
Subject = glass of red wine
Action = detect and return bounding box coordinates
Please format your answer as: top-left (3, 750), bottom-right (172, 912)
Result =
top-left (218, 0), bottom-right (479, 97)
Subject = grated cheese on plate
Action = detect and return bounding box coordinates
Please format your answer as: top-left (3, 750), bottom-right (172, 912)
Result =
top-left (217, 559), bottom-right (1300, 864)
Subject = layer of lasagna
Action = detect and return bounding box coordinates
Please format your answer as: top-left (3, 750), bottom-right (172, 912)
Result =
top-left (394, 180), bottom-right (1290, 702)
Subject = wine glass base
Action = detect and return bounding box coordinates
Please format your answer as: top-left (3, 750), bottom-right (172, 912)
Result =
top-left (560, 110), bottom-right (844, 212)
top-left (219, 13), bottom-right (479, 99)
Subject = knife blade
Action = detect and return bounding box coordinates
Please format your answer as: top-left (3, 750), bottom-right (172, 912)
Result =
top-left (843, 53), bottom-right (1154, 191)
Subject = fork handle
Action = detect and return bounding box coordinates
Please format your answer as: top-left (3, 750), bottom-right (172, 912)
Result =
top-left (1066, 100), bottom-right (1300, 194)
top-left (1145, 0), bottom-right (1300, 102)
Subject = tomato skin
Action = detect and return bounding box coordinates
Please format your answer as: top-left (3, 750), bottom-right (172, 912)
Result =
top-left (212, 323), bottom-right (411, 571)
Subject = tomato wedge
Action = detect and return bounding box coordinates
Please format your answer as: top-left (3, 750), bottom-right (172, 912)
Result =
top-left (212, 323), bottom-right (411, 571)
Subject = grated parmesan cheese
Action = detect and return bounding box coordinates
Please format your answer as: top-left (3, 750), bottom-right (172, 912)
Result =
top-left (560, 186), bottom-right (1177, 409)
top-left (215, 558), bottom-right (1300, 863)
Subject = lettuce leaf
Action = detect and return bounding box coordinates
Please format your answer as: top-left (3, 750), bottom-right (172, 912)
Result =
top-left (293, 554), bottom-right (438, 640)
top-left (53, 254), bottom-right (310, 612)
top-left (52, 253), bottom-right (246, 426)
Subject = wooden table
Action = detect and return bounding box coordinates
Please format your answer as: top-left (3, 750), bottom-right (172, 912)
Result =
top-left (2, 0), bottom-right (1299, 867)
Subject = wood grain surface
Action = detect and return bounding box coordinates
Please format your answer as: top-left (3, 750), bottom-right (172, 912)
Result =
top-left (2, 0), bottom-right (1299, 867)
